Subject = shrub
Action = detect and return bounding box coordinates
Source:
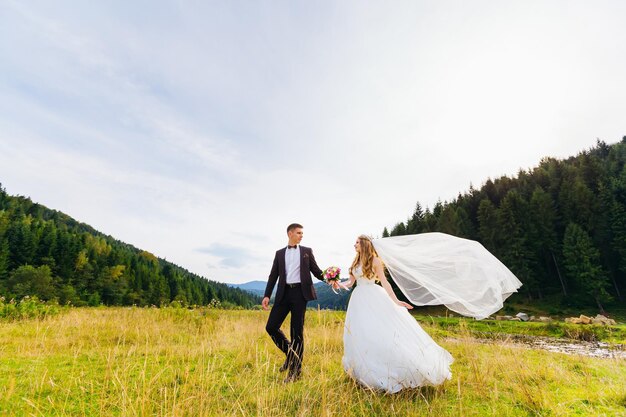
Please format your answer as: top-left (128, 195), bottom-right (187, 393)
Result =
top-left (0, 295), bottom-right (61, 320)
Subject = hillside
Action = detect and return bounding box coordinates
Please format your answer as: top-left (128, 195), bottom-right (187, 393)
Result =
top-left (309, 281), bottom-right (352, 310)
top-left (383, 138), bottom-right (626, 313)
top-left (0, 185), bottom-right (259, 307)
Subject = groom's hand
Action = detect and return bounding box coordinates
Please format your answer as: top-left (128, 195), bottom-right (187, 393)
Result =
top-left (261, 297), bottom-right (270, 310)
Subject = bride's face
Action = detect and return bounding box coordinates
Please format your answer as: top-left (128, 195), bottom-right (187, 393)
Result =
top-left (354, 239), bottom-right (360, 252)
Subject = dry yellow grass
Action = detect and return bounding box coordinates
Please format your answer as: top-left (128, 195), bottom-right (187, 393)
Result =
top-left (0, 307), bottom-right (624, 416)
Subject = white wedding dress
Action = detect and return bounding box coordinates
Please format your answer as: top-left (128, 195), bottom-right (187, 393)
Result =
top-left (342, 266), bottom-right (453, 393)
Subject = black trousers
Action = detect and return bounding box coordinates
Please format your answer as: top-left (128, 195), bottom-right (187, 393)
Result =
top-left (265, 285), bottom-right (307, 373)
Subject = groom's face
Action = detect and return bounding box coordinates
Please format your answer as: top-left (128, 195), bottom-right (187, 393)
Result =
top-left (288, 228), bottom-right (303, 244)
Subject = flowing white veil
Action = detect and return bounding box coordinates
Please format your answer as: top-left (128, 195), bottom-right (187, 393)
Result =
top-left (371, 233), bottom-right (522, 320)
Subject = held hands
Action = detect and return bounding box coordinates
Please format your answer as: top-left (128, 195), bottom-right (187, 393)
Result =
top-left (326, 278), bottom-right (350, 294)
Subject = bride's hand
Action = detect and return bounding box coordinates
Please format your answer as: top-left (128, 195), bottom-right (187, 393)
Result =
top-left (396, 301), bottom-right (413, 309)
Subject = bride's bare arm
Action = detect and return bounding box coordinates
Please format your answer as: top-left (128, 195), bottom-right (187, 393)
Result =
top-left (343, 273), bottom-right (356, 288)
top-left (374, 258), bottom-right (413, 309)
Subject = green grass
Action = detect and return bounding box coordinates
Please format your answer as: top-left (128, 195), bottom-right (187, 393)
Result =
top-left (418, 316), bottom-right (626, 344)
top-left (410, 296), bottom-right (626, 323)
top-left (1, 308), bottom-right (625, 416)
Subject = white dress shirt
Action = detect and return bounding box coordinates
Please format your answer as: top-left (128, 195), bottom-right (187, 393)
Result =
top-left (285, 245), bottom-right (301, 284)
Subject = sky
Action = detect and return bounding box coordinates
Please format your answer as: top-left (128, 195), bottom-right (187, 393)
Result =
top-left (1, 1), bottom-right (625, 284)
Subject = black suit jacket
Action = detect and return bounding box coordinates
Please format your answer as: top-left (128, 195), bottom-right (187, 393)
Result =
top-left (264, 246), bottom-right (324, 303)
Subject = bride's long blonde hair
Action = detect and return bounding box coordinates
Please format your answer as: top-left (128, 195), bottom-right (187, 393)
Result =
top-left (350, 235), bottom-right (381, 279)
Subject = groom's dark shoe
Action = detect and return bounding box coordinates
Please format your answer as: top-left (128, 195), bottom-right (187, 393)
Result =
top-left (283, 369), bottom-right (301, 383)
top-left (279, 358), bottom-right (289, 372)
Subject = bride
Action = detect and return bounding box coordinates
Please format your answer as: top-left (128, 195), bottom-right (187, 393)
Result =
top-left (340, 233), bottom-right (522, 393)
top-left (341, 235), bottom-right (453, 393)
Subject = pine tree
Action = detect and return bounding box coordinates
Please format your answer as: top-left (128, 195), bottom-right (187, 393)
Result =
top-left (0, 183), bottom-right (8, 210)
top-left (7, 265), bottom-right (56, 300)
top-left (596, 180), bottom-right (623, 301)
top-left (558, 176), bottom-right (596, 232)
top-left (477, 199), bottom-right (499, 254)
top-left (406, 202), bottom-right (425, 234)
top-left (456, 206), bottom-right (475, 238)
top-left (562, 223), bottom-right (612, 311)
top-left (529, 187), bottom-right (565, 295)
top-left (390, 222), bottom-right (406, 236)
top-left (422, 208), bottom-right (437, 232)
top-left (35, 221), bottom-right (58, 267)
top-left (7, 221), bottom-right (35, 268)
top-left (608, 178), bottom-right (626, 300)
top-left (437, 205), bottom-right (462, 236)
top-left (0, 238), bottom-right (9, 280)
top-left (498, 190), bottom-right (537, 299)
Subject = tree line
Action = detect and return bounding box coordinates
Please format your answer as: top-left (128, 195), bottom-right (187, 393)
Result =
top-left (383, 138), bottom-right (626, 312)
top-left (0, 187), bottom-right (259, 308)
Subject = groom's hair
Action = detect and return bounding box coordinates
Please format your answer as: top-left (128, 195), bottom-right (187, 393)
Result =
top-left (287, 223), bottom-right (303, 233)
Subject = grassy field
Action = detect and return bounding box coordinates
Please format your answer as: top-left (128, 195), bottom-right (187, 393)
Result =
top-left (0, 308), bottom-right (625, 417)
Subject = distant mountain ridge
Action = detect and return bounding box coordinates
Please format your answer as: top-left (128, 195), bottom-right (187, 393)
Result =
top-left (229, 280), bottom-right (351, 310)
top-left (227, 280), bottom-right (267, 296)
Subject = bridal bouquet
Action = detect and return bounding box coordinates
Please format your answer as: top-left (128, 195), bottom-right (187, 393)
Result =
top-left (323, 266), bottom-right (347, 293)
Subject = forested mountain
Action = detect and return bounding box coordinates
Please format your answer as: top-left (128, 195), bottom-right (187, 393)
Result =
top-left (0, 186), bottom-right (259, 308)
top-left (383, 138), bottom-right (626, 312)
top-left (309, 282), bottom-right (352, 310)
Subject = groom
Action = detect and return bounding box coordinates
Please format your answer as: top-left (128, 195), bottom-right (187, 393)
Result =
top-left (262, 223), bottom-right (331, 383)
